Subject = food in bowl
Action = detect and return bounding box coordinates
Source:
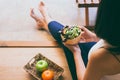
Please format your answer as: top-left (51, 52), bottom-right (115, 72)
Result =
top-left (60, 25), bottom-right (82, 45)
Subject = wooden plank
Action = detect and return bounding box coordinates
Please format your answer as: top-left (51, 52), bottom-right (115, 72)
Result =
top-left (0, 48), bottom-right (72, 80)
top-left (78, 0), bottom-right (99, 7)
top-left (85, 8), bottom-right (89, 26)
top-left (78, 3), bottom-right (99, 7)
top-left (0, 41), bottom-right (59, 47)
top-left (78, 0), bottom-right (99, 4)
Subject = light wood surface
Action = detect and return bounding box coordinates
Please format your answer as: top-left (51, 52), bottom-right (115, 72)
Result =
top-left (0, 41), bottom-right (58, 47)
top-left (0, 48), bottom-right (72, 80)
top-left (0, 0), bottom-right (83, 41)
top-left (0, 0), bottom-right (97, 41)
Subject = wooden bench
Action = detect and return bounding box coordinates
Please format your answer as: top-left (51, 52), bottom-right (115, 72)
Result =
top-left (76, 0), bottom-right (100, 30)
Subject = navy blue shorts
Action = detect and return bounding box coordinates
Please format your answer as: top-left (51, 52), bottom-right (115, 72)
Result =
top-left (48, 21), bottom-right (96, 80)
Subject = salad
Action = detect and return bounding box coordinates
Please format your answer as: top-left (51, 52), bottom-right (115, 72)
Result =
top-left (61, 26), bottom-right (81, 41)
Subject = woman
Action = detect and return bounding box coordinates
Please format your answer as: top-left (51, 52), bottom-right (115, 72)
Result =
top-left (30, 0), bottom-right (120, 80)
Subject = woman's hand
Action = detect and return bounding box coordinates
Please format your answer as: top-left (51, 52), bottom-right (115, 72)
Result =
top-left (79, 26), bottom-right (99, 43)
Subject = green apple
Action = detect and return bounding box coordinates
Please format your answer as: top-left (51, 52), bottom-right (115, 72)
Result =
top-left (36, 60), bottom-right (48, 72)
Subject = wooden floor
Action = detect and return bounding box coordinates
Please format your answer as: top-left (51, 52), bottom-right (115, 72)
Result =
top-left (0, 0), bottom-right (97, 41)
top-left (0, 48), bottom-right (72, 80)
top-left (0, 0), bottom-right (97, 80)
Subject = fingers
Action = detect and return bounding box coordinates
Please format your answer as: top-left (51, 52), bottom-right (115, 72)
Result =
top-left (79, 37), bottom-right (86, 43)
top-left (30, 8), bottom-right (40, 21)
top-left (80, 30), bottom-right (85, 38)
top-left (80, 26), bottom-right (86, 31)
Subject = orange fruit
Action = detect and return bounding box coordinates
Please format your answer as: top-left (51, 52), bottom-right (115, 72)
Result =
top-left (41, 69), bottom-right (54, 80)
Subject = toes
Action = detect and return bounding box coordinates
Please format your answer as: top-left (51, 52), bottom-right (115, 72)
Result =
top-left (38, 1), bottom-right (45, 12)
top-left (30, 8), bottom-right (39, 21)
top-left (30, 8), bottom-right (34, 18)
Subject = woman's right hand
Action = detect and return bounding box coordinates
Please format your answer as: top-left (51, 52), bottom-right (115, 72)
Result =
top-left (79, 26), bottom-right (99, 43)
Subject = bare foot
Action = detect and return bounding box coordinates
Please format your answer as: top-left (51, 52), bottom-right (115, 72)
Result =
top-left (30, 8), bottom-right (48, 30)
top-left (38, 1), bottom-right (52, 24)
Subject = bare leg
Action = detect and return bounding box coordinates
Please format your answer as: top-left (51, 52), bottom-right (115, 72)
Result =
top-left (30, 8), bottom-right (48, 30)
top-left (30, 1), bottom-right (52, 31)
top-left (38, 1), bottom-right (52, 24)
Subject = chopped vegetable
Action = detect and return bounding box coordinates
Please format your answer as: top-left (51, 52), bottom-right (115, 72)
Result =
top-left (62, 26), bottom-right (81, 39)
